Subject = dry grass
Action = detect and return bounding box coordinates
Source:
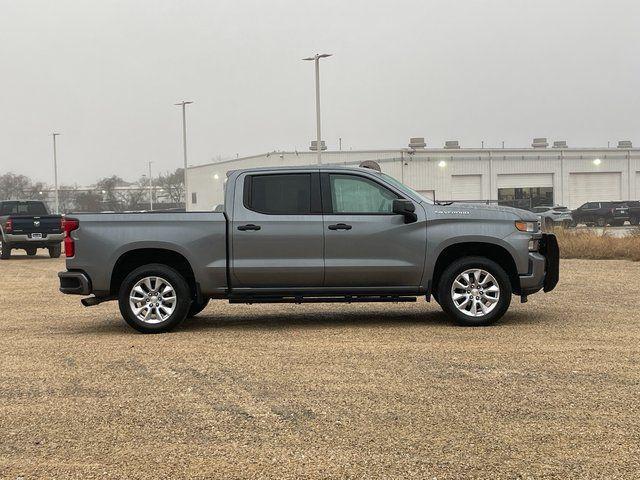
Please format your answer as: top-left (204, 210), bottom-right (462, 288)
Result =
top-left (554, 227), bottom-right (640, 261)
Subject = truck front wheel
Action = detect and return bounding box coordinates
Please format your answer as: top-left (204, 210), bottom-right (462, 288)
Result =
top-left (118, 264), bottom-right (191, 333)
top-left (437, 257), bottom-right (512, 326)
top-left (188, 298), bottom-right (210, 318)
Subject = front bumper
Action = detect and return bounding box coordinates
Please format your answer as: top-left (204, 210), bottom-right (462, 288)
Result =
top-left (518, 233), bottom-right (559, 295)
top-left (58, 271), bottom-right (92, 295)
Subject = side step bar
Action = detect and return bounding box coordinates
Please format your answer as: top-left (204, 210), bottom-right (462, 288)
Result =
top-left (229, 295), bottom-right (417, 305)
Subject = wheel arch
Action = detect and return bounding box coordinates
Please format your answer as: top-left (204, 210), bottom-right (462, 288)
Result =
top-left (432, 242), bottom-right (520, 296)
top-left (110, 248), bottom-right (197, 297)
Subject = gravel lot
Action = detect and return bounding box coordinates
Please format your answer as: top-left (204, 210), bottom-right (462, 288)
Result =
top-left (1, 254), bottom-right (639, 479)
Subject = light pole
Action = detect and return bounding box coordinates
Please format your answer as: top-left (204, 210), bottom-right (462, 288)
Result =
top-left (148, 160), bottom-right (154, 211)
top-left (303, 53), bottom-right (332, 164)
top-left (52, 133), bottom-right (61, 214)
top-left (175, 100), bottom-right (193, 207)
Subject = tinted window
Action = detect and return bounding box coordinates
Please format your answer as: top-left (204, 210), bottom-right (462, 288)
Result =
top-left (0, 201), bottom-right (48, 216)
top-left (330, 174), bottom-right (398, 213)
top-left (583, 202), bottom-right (598, 209)
top-left (247, 174), bottom-right (311, 214)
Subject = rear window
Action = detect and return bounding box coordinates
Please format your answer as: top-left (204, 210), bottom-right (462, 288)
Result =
top-left (0, 202), bottom-right (48, 216)
top-left (245, 174), bottom-right (311, 215)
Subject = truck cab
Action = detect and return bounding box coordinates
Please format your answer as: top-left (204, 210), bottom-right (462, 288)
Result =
top-left (58, 166), bottom-right (559, 333)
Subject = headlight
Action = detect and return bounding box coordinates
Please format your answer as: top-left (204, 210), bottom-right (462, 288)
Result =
top-left (515, 220), bottom-right (539, 233)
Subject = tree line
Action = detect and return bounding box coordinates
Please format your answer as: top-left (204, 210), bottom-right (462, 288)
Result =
top-left (0, 169), bottom-right (185, 213)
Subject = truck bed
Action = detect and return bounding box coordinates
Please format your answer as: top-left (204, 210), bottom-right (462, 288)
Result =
top-left (65, 211), bottom-right (228, 297)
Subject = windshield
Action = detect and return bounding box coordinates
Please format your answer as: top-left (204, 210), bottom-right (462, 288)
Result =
top-left (378, 172), bottom-right (431, 203)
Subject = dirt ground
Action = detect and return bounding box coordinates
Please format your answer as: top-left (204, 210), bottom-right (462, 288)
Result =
top-left (0, 254), bottom-right (639, 479)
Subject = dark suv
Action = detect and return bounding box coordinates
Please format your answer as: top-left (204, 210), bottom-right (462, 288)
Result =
top-left (572, 202), bottom-right (630, 227)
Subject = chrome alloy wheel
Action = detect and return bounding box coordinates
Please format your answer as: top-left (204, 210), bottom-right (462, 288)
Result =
top-left (129, 276), bottom-right (177, 324)
top-left (450, 268), bottom-right (500, 317)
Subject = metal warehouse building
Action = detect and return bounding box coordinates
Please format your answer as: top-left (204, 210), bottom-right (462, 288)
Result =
top-left (186, 138), bottom-right (639, 211)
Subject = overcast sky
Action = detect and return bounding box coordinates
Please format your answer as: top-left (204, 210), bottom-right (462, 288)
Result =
top-left (1, 0), bottom-right (639, 185)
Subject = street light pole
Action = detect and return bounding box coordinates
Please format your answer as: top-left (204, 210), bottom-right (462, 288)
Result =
top-left (303, 53), bottom-right (332, 164)
top-left (52, 133), bottom-right (61, 214)
top-left (174, 100), bottom-right (193, 207)
top-left (148, 160), bottom-right (153, 211)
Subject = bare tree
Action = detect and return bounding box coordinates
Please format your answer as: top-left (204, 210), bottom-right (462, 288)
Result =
top-left (0, 173), bottom-right (32, 200)
top-left (156, 168), bottom-right (185, 205)
top-left (74, 191), bottom-right (102, 212)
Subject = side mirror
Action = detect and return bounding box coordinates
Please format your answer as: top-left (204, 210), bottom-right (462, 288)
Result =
top-left (393, 199), bottom-right (417, 224)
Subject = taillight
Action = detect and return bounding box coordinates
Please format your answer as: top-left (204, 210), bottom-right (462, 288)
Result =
top-left (4, 218), bottom-right (12, 233)
top-left (63, 218), bottom-right (80, 258)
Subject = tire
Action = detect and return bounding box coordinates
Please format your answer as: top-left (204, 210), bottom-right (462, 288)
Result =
top-left (187, 298), bottom-right (210, 318)
top-left (0, 241), bottom-right (11, 260)
top-left (612, 220), bottom-right (624, 227)
top-left (631, 216), bottom-right (640, 226)
top-left (437, 256), bottom-right (512, 327)
top-left (26, 248), bottom-right (37, 256)
top-left (596, 218), bottom-right (606, 227)
top-left (48, 244), bottom-right (62, 258)
top-left (118, 264), bottom-right (192, 333)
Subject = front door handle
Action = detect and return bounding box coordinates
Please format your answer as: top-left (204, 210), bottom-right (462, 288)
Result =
top-left (237, 224), bottom-right (261, 231)
top-left (328, 223), bottom-right (352, 231)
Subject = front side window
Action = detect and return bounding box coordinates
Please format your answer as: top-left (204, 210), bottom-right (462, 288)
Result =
top-left (246, 174), bottom-right (311, 215)
top-left (330, 174), bottom-right (398, 213)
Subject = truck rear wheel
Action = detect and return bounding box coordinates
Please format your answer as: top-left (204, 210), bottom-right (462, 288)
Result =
top-left (0, 241), bottom-right (11, 260)
top-left (118, 264), bottom-right (191, 333)
top-left (437, 256), bottom-right (512, 326)
top-left (48, 244), bottom-right (61, 258)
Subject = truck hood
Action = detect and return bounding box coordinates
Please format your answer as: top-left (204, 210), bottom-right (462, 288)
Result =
top-left (429, 202), bottom-right (539, 222)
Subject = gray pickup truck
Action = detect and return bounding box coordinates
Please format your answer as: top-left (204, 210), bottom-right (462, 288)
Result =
top-left (58, 165), bottom-right (559, 333)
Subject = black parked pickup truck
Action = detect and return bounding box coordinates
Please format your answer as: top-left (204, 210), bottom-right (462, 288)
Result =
top-left (0, 201), bottom-right (64, 259)
top-left (571, 201), bottom-right (630, 227)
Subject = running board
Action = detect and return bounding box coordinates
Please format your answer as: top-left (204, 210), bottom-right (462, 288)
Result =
top-left (229, 295), bottom-right (417, 305)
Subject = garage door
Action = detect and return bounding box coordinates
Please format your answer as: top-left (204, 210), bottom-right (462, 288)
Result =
top-left (451, 175), bottom-right (482, 201)
top-left (497, 173), bottom-right (553, 188)
top-left (568, 172), bottom-right (621, 209)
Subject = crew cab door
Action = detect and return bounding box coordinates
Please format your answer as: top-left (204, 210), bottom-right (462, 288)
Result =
top-left (321, 172), bottom-right (427, 288)
top-left (230, 171), bottom-right (324, 288)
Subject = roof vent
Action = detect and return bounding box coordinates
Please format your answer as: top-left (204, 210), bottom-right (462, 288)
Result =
top-left (552, 140), bottom-right (568, 149)
top-left (617, 140), bottom-right (633, 149)
top-left (408, 137), bottom-right (426, 149)
top-left (309, 140), bottom-right (327, 151)
top-left (532, 137), bottom-right (548, 148)
top-left (444, 140), bottom-right (460, 149)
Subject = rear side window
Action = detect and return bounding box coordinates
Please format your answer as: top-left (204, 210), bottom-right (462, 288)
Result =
top-left (0, 202), bottom-right (48, 216)
top-left (245, 174), bottom-right (312, 215)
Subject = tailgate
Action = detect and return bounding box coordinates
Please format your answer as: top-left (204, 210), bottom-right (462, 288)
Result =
top-left (10, 216), bottom-right (63, 235)
top-left (540, 233), bottom-right (559, 292)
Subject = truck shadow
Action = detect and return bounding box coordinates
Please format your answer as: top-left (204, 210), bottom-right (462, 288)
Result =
top-left (70, 309), bottom-right (539, 335)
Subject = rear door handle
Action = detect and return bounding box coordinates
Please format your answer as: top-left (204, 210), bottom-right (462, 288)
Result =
top-left (328, 223), bottom-right (352, 231)
top-left (237, 224), bottom-right (261, 231)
